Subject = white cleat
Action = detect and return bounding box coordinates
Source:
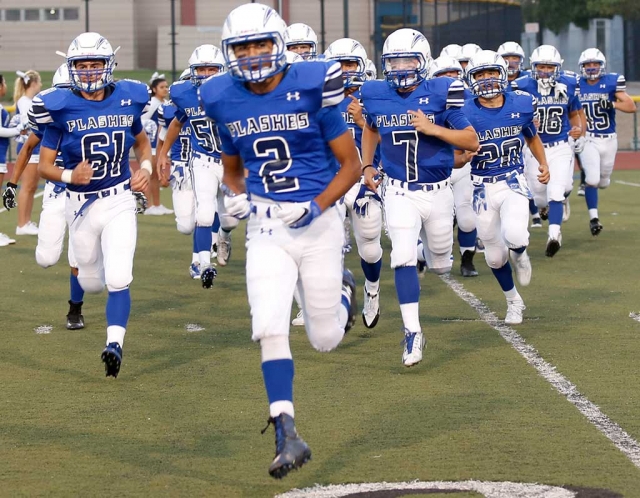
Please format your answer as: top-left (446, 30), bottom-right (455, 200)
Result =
top-left (402, 330), bottom-right (425, 367)
top-left (16, 221), bottom-right (38, 235)
top-left (505, 298), bottom-right (526, 325)
top-left (291, 309), bottom-right (305, 326)
top-left (362, 288), bottom-right (380, 329)
top-left (0, 233), bottom-right (16, 245)
top-left (217, 232), bottom-right (231, 266)
top-left (510, 250), bottom-right (532, 287)
top-left (530, 216), bottom-right (542, 228)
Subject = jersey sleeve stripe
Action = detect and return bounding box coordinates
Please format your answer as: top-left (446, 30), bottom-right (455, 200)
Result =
top-left (29, 101), bottom-right (53, 125)
top-left (323, 62), bottom-right (345, 107)
top-left (616, 74), bottom-right (626, 92)
top-left (446, 80), bottom-right (466, 108)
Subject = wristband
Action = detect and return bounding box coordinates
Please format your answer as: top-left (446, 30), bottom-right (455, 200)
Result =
top-left (61, 170), bottom-right (73, 184)
top-left (141, 159), bottom-right (153, 175)
top-left (7, 182), bottom-right (18, 189)
top-left (362, 165), bottom-right (375, 173)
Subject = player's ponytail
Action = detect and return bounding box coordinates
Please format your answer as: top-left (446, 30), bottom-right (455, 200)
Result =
top-left (13, 70), bottom-right (41, 103)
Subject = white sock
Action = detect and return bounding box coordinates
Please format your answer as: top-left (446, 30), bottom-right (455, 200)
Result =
top-left (270, 400), bottom-right (294, 418)
top-left (548, 224), bottom-right (561, 240)
top-left (191, 252), bottom-right (199, 264)
top-left (365, 279), bottom-right (380, 295)
top-left (198, 250), bottom-right (211, 267)
top-left (400, 302), bottom-right (420, 332)
top-left (460, 246), bottom-right (475, 255)
top-left (589, 208), bottom-right (598, 219)
top-left (211, 232), bottom-right (219, 248)
top-left (106, 325), bottom-right (126, 347)
top-left (260, 335), bottom-right (292, 362)
top-left (504, 287), bottom-right (520, 300)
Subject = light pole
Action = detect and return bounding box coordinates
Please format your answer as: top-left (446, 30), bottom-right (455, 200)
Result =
top-left (84, 0), bottom-right (89, 31)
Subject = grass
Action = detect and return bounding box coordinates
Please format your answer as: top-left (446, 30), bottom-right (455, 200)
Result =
top-left (1, 171), bottom-right (640, 496)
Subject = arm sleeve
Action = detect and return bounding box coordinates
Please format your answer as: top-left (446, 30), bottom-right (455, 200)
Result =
top-left (217, 124), bottom-right (239, 156)
top-left (41, 125), bottom-right (63, 151)
top-left (318, 106), bottom-right (349, 142)
top-left (322, 61), bottom-right (345, 108)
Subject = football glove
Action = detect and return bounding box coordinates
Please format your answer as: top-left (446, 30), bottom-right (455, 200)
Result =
top-left (353, 184), bottom-right (381, 217)
top-left (223, 192), bottom-right (252, 220)
top-left (572, 136), bottom-right (586, 154)
top-left (274, 200), bottom-right (322, 228)
top-left (2, 182), bottom-right (18, 210)
top-left (133, 191), bottom-right (148, 214)
top-left (599, 98), bottom-right (614, 110)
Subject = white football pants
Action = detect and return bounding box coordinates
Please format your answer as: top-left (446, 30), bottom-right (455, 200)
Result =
top-left (36, 181), bottom-right (76, 268)
top-left (524, 141), bottom-right (573, 207)
top-left (579, 133), bottom-right (618, 188)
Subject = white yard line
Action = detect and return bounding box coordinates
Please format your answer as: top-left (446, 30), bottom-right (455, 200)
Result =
top-left (615, 180), bottom-right (640, 187)
top-left (0, 190), bottom-right (45, 215)
top-left (440, 274), bottom-right (640, 470)
top-left (629, 312), bottom-right (640, 323)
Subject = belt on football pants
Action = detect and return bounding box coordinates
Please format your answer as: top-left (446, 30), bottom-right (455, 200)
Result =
top-left (67, 181), bottom-right (131, 224)
top-left (192, 151), bottom-right (221, 164)
top-left (386, 177), bottom-right (450, 192)
top-left (471, 171), bottom-right (519, 184)
top-left (587, 132), bottom-right (616, 139)
top-left (543, 139), bottom-right (568, 148)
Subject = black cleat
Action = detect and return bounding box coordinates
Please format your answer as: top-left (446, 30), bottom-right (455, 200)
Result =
top-left (590, 217), bottom-right (603, 236)
top-left (262, 413), bottom-right (312, 479)
top-left (539, 206), bottom-right (549, 221)
top-left (201, 266), bottom-right (217, 289)
top-left (66, 300), bottom-right (85, 330)
top-left (545, 237), bottom-right (561, 258)
top-left (342, 269), bottom-right (357, 333)
top-left (101, 342), bottom-right (122, 378)
top-left (460, 250), bottom-right (478, 277)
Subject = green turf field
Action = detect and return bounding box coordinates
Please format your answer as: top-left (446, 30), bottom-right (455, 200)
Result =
top-left (1, 171), bottom-right (639, 497)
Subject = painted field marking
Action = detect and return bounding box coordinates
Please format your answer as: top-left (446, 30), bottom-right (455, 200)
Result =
top-left (0, 190), bottom-right (45, 215)
top-left (629, 312), bottom-right (640, 323)
top-left (34, 325), bottom-right (53, 335)
top-left (615, 180), bottom-right (640, 187)
top-left (185, 323), bottom-right (205, 332)
top-left (440, 274), bottom-right (640, 469)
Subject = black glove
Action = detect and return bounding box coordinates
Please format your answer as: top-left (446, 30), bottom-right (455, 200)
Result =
top-left (2, 182), bottom-right (18, 210)
top-left (133, 191), bottom-right (148, 214)
top-left (599, 98), bottom-right (614, 110)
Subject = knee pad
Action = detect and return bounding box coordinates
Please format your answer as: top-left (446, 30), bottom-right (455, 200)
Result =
top-left (483, 245), bottom-right (508, 269)
top-left (504, 228), bottom-right (529, 250)
top-left (598, 178), bottom-right (611, 189)
top-left (356, 239), bottom-right (383, 264)
top-left (79, 275), bottom-right (105, 294)
top-left (35, 249), bottom-right (61, 269)
top-left (455, 206), bottom-right (476, 233)
top-left (429, 265), bottom-right (451, 276)
top-left (307, 317), bottom-right (343, 352)
top-left (195, 212), bottom-right (215, 228)
top-left (176, 217), bottom-right (195, 235)
top-left (547, 183), bottom-right (566, 203)
top-left (107, 283), bottom-right (130, 293)
top-left (105, 272), bottom-right (133, 293)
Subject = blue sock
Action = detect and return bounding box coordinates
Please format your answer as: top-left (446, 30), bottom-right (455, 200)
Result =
top-left (395, 266), bottom-right (420, 304)
top-left (585, 186), bottom-right (598, 210)
top-left (491, 262), bottom-right (515, 293)
top-left (106, 288), bottom-right (131, 328)
top-left (70, 273), bottom-right (84, 303)
top-left (458, 228), bottom-right (477, 250)
top-left (361, 257), bottom-right (382, 283)
top-left (548, 200), bottom-right (563, 225)
top-left (194, 226), bottom-right (212, 253)
top-left (212, 213), bottom-right (220, 233)
top-left (511, 246), bottom-right (526, 254)
top-left (261, 359), bottom-right (294, 405)
top-left (529, 199), bottom-right (539, 216)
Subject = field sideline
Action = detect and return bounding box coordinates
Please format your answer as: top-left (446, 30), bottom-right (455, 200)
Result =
top-left (1, 169), bottom-right (640, 497)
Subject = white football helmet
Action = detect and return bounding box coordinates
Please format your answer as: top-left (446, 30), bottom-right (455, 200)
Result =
top-left (497, 41), bottom-right (525, 76)
top-left (440, 44), bottom-right (462, 60)
top-left (285, 50), bottom-right (304, 64)
top-left (52, 63), bottom-right (71, 88)
top-left (188, 45), bottom-right (225, 86)
top-left (579, 48), bottom-right (606, 80)
top-left (428, 56), bottom-right (463, 80)
top-left (324, 38), bottom-right (368, 88)
top-left (382, 28), bottom-right (431, 89)
top-left (179, 68), bottom-right (190, 81)
top-left (284, 23), bottom-right (318, 60)
top-left (465, 50), bottom-right (508, 98)
top-left (66, 32), bottom-right (115, 92)
top-left (530, 45), bottom-right (563, 85)
top-left (365, 59), bottom-right (378, 80)
top-left (221, 3), bottom-right (288, 83)
top-left (459, 43), bottom-right (482, 63)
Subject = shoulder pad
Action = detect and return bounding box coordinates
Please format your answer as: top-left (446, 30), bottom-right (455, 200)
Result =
top-left (116, 80), bottom-right (150, 104)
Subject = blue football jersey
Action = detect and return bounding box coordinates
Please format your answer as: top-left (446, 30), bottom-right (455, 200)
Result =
top-left (159, 102), bottom-right (192, 163)
top-left (169, 80), bottom-right (222, 159)
top-left (32, 80), bottom-right (148, 193)
top-left (579, 73), bottom-right (625, 134)
top-left (199, 61), bottom-right (348, 203)
top-left (511, 73), bottom-right (581, 144)
top-left (462, 91), bottom-right (537, 176)
top-left (0, 108), bottom-right (10, 164)
top-left (361, 77), bottom-right (471, 183)
top-left (339, 89), bottom-right (380, 167)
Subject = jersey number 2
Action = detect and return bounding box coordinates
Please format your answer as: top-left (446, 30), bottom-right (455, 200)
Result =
top-left (254, 137), bottom-right (300, 194)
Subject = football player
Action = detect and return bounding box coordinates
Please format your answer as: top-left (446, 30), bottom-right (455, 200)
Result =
top-left (361, 28), bottom-right (479, 367)
top-left (512, 45), bottom-right (585, 257)
top-left (158, 45), bottom-right (238, 287)
top-left (458, 43), bottom-right (482, 70)
top-left (325, 37), bottom-right (383, 329)
top-left (283, 23), bottom-right (318, 60)
top-left (33, 32), bottom-right (153, 378)
top-left (576, 48), bottom-right (636, 235)
top-left (199, 3), bottom-right (360, 479)
top-left (497, 42), bottom-right (530, 82)
top-left (428, 56), bottom-right (478, 277)
top-left (461, 51), bottom-right (549, 324)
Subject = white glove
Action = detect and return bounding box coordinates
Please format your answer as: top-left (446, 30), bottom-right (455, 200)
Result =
top-left (272, 202), bottom-right (309, 226)
top-left (143, 119), bottom-right (158, 142)
top-left (554, 82), bottom-right (568, 99)
top-left (223, 192), bottom-right (252, 219)
top-left (572, 136), bottom-right (586, 154)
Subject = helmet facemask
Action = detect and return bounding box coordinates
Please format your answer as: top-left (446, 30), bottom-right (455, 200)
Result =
top-left (224, 33), bottom-right (287, 83)
top-left (383, 54), bottom-right (428, 89)
top-left (580, 60), bottom-right (605, 81)
top-left (67, 56), bottom-right (114, 93)
top-left (468, 66), bottom-right (507, 98)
